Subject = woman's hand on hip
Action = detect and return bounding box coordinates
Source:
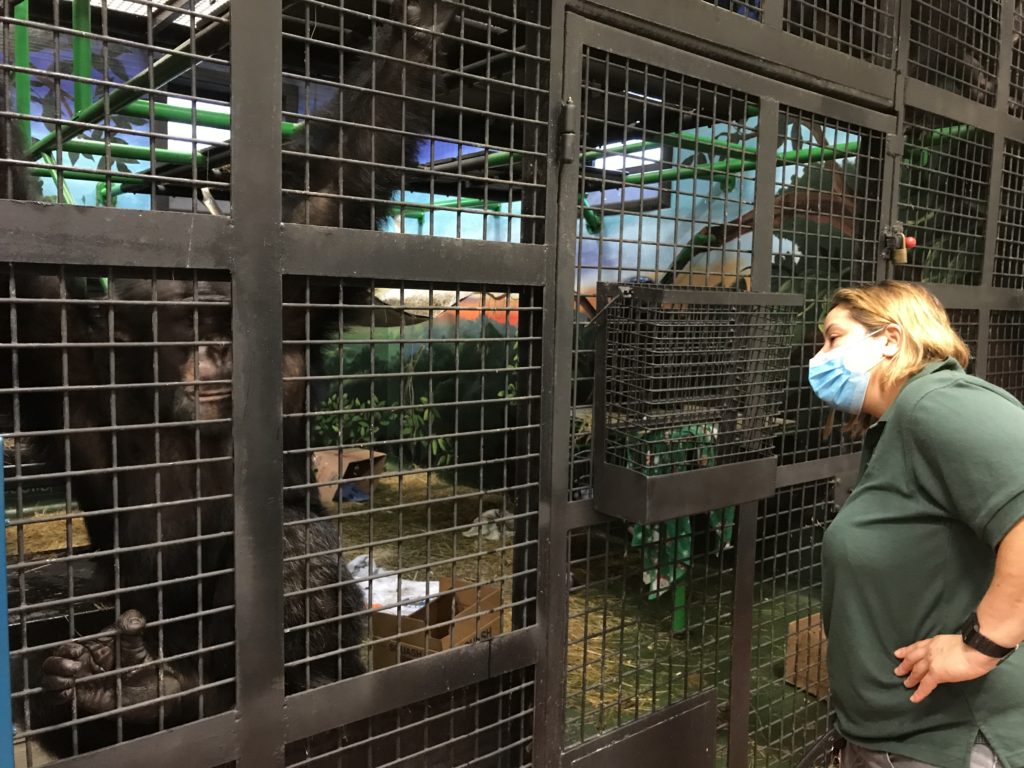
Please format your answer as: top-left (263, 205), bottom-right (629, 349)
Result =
top-left (894, 634), bottom-right (999, 703)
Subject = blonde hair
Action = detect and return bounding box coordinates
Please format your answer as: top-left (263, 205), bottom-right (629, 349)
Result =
top-left (826, 281), bottom-right (970, 435)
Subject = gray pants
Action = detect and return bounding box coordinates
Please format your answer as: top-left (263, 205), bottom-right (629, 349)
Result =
top-left (841, 739), bottom-right (1001, 768)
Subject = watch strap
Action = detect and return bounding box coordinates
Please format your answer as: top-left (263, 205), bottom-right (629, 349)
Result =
top-left (959, 612), bottom-right (1017, 660)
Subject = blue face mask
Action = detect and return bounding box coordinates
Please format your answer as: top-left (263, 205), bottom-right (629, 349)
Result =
top-left (808, 329), bottom-right (887, 415)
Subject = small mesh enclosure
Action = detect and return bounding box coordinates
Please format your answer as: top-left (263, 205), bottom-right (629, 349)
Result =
top-left (748, 479), bottom-right (836, 768)
top-left (908, 0), bottom-right (1001, 105)
top-left (593, 286), bottom-right (799, 524)
top-left (279, 0), bottom-right (550, 243)
top-left (771, 107), bottom-right (885, 465)
top-left (563, 517), bottom-right (735, 757)
top-left (783, 0), bottom-right (894, 66)
top-left (996, 139), bottom-right (1024, 290)
top-left (2, 265), bottom-right (236, 762)
top-left (284, 669), bottom-right (534, 767)
top-left (988, 310), bottom-right (1024, 402)
top-left (0, 0), bottom-right (230, 211)
top-left (280, 278), bottom-right (540, 685)
top-left (597, 285), bottom-right (797, 465)
top-left (897, 109), bottom-right (991, 286)
top-left (568, 46), bottom-right (760, 502)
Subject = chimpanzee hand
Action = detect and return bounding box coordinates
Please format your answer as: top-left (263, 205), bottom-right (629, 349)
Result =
top-left (893, 633), bottom-right (1000, 703)
top-left (39, 609), bottom-right (184, 722)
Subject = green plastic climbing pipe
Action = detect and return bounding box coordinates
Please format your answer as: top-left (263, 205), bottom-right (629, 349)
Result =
top-left (622, 139), bottom-right (862, 186)
top-left (777, 140), bottom-right (861, 165)
top-left (580, 195), bottom-right (601, 234)
top-left (583, 131), bottom-right (751, 165)
top-left (118, 100), bottom-right (307, 136)
top-left (61, 138), bottom-right (206, 166)
top-left (29, 167), bottom-right (140, 186)
top-left (923, 123), bottom-right (975, 145)
top-left (13, 1), bottom-right (30, 146)
top-left (625, 155), bottom-right (751, 186)
top-left (482, 150), bottom-right (518, 168)
top-left (903, 124), bottom-right (977, 166)
top-left (72, 0), bottom-right (93, 113)
top-left (393, 197), bottom-right (502, 214)
top-left (671, 582), bottom-right (687, 635)
top-left (583, 138), bottom-right (658, 162)
top-left (39, 152), bottom-right (76, 205)
top-left (27, 20), bottom-right (226, 159)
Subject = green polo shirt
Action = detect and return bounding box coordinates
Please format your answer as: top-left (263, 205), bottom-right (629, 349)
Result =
top-left (822, 358), bottom-right (1024, 768)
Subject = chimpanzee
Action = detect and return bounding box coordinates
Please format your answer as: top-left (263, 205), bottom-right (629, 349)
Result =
top-left (281, 0), bottom-right (458, 328)
top-left (784, 0), bottom-right (1023, 112)
top-left (783, 0), bottom-right (890, 64)
top-left (4, 267), bottom-right (366, 756)
top-left (1, 0), bottom-right (456, 757)
top-left (281, 0), bottom-right (456, 229)
top-left (906, 0), bottom-right (1006, 104)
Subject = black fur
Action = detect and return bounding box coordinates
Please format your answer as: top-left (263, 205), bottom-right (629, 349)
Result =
top-left (2, 198), bottom-right (367, 758)
top-left (281, 0), bottom-right (456, 230)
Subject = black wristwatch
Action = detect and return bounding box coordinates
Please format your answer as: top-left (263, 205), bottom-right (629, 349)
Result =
top-left (958, 612), bottom-right (1018, 661)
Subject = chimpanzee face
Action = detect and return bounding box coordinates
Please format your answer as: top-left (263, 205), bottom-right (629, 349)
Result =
top-left (110, 278), bottom-right (309, 429)
top-left (174, 334), bottom-right (233, 423)
top-left (107, 278), bottom-right (232, 426)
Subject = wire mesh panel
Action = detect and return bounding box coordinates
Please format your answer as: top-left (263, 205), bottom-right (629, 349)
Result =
top-left (996, 139), bottom-right (1024, 290)
top-left (783, 0), bottom-right (894, 66)
top-left (280, 279), bottom-right (540, 686)
top-left (897, 109), bottom-right (991, 286)
top-left (2, 265), bottom-right (236, 763)
top-left (771, 107), bottom-right (885, 465)
top-left (908, 0), bottom-right (1001, 105)
top-left (563, 516), bottom-right (735, 758)
top-left (702, 0), bottom-right (763, 21)
top-left (0, 0), bottom-right (230, 211)
top-left (749, 479), bottom-right (836, 768)
top-left (569, 47), bottom-right (760, 502)
top-left (1011, 1), bottom-right (1024, 118)
top-left (988, 310), bottom-right (1024, 402)
top-left (279, 0), bottom-right (549, 243)
top-left (946, 307), bottom-right (979, 375)
top-left (285, 669), bottom-right (534, 767)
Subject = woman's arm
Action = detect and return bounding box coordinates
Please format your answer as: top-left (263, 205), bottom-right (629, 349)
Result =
top-left (894, 517), bottom-right (1024, 703)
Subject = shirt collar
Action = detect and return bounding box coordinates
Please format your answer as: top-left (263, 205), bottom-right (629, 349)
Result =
top-left (877, 356), bottom-right (963, 423)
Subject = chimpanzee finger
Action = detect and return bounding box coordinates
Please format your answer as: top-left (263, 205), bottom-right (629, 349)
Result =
top-left (116, 609), bottom-right (152, 667)
top-left (40, 643), bottom-right (101, 680)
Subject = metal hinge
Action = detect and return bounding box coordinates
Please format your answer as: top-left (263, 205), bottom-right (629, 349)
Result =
top-left (886, 132), bottom-right (905, 159)
top-left (559, 98), bottom-right (579, 165)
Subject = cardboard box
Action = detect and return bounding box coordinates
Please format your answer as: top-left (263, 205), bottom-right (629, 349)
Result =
top-left (370, 577), bottom-right (503, 668)
top-left (312, 448), bottom-right (387, 505)
top-left (784, 612), bottom-right (830, 700)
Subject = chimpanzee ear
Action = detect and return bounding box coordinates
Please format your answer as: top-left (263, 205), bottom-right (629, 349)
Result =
top-left (393, 0), bottom-right (457, 34)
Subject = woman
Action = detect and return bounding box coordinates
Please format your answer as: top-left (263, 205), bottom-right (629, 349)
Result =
top-left (808, 281), bottom-right (1024, 768)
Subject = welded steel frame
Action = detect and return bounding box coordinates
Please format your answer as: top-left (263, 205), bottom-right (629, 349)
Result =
top-left (538, 5), bottom-right (1024, 768)
top-left (0, 1), bottom-right (561, 766)
top-left (2, 0), bottom-right (1024, 767)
